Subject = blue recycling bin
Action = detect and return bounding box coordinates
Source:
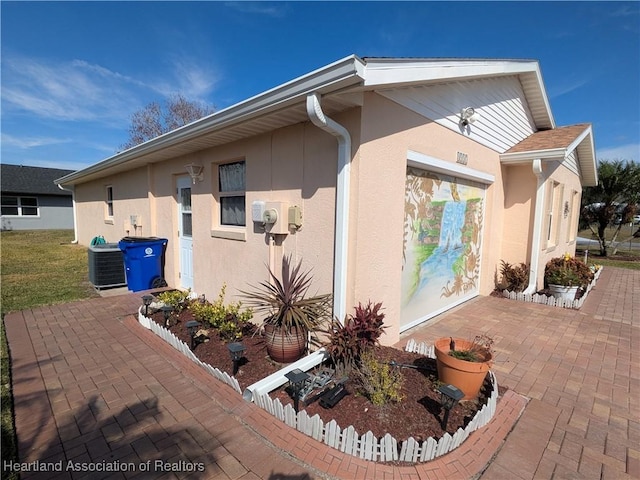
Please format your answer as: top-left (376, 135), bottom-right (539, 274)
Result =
top-left (118, 237), bottom-right (168, 292)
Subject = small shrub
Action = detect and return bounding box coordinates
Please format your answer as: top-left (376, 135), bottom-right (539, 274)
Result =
top-left (157, 289), bottom-right (192, 312)
top-left (499, 261), bottom-right (529, 292)
top-left (354, 349), bottom-right (404, 406)
top-left (187, 284), bottom-right (252, 342)
top-left (324, 301), bottom-right (387, 375)
top-left (545, 254), bottom-right (594, 287)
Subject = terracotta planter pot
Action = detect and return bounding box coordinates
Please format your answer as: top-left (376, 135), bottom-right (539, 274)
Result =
top-left (263, 324), bottom-right (308, 363)
top-left (548, 284), bottom-right (579, 302)
top-left (434, 337), bottom-right (492, 400)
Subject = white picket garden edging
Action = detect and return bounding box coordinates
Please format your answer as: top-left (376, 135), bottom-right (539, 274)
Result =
top-left (137, 308), bottom-right (243, 394)
top-left (502, 266), bottom-right (602, 309)
top-left (136, 309), bottom-right (498, 464)
top-left (254, 339), bottom-right (498, 463)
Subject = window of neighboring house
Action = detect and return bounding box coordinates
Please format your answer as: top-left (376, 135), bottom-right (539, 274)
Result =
top-left (545, 181), bottom-right (563, 249)
top-left (218, 161), bottom-right (246, 226)
top-left (105, 186), bottom-right (114, 219)
top-left (1, 196), bottom-right (39, 216)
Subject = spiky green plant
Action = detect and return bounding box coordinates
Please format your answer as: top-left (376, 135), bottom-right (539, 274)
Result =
top-left (240, 255), bottom-right (332, 334)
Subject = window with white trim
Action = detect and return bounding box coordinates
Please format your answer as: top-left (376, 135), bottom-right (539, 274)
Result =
top-left (105, 186), bottom-right (114, 219)
top-left (1, 196), bottom-right (39, 216)
top-left (567, 190), bottom-right (580, 242)
top-left (545, 181), bottom-right (563, 249)
top-left (218, 161), bottom-right (246, 226)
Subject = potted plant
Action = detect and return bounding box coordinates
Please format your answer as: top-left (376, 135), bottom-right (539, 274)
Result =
top-left (434, 335), bottom-right (493, 400)
top-left (544, 253), bottom-right (594, 302)
top-left (241, 255), bottom-right (332, 363)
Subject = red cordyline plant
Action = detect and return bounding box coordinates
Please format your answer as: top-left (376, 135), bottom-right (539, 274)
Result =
top-left (240, 255), bottom-right (332, 334)
top-left (324, 301), bottom-right (387, 375)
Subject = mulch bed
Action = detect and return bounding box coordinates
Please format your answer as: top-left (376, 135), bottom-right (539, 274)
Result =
top-left (147, 309), bottom-right (493, 444)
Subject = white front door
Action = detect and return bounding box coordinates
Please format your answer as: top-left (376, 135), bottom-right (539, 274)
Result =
top-left (177, 176), bottom-right (194, 290)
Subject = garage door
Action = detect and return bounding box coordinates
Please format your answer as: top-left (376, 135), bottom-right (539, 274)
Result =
top-left (401, 166), bottom-right (487, 331)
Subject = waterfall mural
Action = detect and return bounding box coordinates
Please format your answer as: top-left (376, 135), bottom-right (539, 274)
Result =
top-left (401, 167), bottom-right (485, 329)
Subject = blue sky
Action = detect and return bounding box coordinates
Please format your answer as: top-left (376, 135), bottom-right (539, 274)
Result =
top-left (1, 1), bottom-right (639, 171)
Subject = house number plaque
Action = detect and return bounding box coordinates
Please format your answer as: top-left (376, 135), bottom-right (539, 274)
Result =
top-left (456, 152), bottom-right (468, 165)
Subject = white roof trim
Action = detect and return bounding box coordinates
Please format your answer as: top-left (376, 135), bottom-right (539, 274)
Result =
top-left (56, 55), bottom-right (366, 185)
top-left (57, 55), bottom-right (558, 186)
top-left (499, 125), bottom-right (598, 186)
top-left (407, 150), bottom-right (495, 184)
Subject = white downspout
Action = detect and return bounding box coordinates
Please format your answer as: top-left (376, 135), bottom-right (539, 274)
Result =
top-left (306, 92), bottom-right (351, 323)
top-left (58, 184), bottom-right (78, 244)
top-left (524, 159), bottom-right (545, 294)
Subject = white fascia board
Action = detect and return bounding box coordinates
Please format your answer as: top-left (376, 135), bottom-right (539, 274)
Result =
top-left (528, 67), bottom-right (555, 129)
top-left (500, 148), bottom-right (566, 163)
top-left (407, 150), bottom-right (495, 184)
top-left (566, 125), bottom-right (592, 154)
top-left (363, 58), bottom-right (540, 87)
top-left (56, 55), bottom-right (366, 186)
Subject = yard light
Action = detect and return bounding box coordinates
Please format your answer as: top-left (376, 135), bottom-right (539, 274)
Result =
top-left (141, 295), bottom-right (153, 316)
top-left (285, 368), bottom-right (310, 413)
top-left (227, 342), bottom-right (246, 375)
top-left (438, 384), bottom-right (464, 430)
top-left (185, 320), bottom-right (201, 350)
top-left (160, 305), bottom-right (173, 328)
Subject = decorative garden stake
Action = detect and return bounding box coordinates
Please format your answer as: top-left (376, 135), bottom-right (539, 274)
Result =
top-left (438, 384), bottom-right (464, 430)
top-left (160, 305), bottom-right (173, 328)
top-left (141, 294), bottom-right (153, 316)
top-left (227, 342), bottom-right (246, 375)
top-left (185, 320), bottom-right (202, 350)
top-left (285, 368), bottom-right (310, 413)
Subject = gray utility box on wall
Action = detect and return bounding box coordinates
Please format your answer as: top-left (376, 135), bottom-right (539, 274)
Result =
top-left (88, 243), bottom-right (127, 289)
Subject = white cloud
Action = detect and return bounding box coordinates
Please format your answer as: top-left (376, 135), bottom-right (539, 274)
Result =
top-left (549, 78), bottom-right (589, 99)
top-left (1, 54), bottom-right (219, 124)
top-left (597, 143), bottom-right (639, 162)
top-left (223, 2), bottom-right (286, 17)
top-left (1, 55), bottom-right (143, 124)
top-left (1, 133), bottom-right (71, 149)
top-left (152, 56), bottom-right (219, 100)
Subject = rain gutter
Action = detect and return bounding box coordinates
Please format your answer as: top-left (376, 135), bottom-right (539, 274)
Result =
top-left (524, 159), bottom-right (545, 294)
top-left (306, 92), bottom-right (352, 324)
top-left (57, 184), bottom-right (78, 244)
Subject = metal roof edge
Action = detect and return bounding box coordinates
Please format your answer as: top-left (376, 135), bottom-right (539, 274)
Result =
top-left (55, 55), bottom-right (366, 186)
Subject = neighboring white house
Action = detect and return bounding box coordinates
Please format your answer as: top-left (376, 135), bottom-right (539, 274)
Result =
top-left (56, 55), bottom-right (597, 345)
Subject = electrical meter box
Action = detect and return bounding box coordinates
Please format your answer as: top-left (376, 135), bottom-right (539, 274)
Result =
top-left (251, 201), bottom-right (266, 223)
top-left (264, 201), bottom-right (289, 234)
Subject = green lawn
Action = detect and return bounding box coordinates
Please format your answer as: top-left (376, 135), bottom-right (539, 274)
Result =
top-left (577, 227), bottom-right (640, 271)
top-left (1, 230), bottom-right (97, 478)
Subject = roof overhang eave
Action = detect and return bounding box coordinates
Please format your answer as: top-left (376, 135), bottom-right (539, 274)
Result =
top-left (500, 127), bottom-right (598, 187)
top-left (55, 55), bottom-right (367, 186)
top-left (363, 58), bottom-right (555, 130)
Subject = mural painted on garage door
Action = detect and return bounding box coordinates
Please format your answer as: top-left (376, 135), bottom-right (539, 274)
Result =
top-left (401, 167), bottom-right (485, 329)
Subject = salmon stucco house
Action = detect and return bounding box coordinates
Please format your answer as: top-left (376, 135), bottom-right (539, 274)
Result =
top-left (56, 55), bottom-right (597, 345)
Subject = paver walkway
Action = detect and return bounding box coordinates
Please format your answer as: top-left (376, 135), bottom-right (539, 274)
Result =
top-left (4, 266), bottom-right (638, 479)
top-left (397, 267), bottom-right (639, 479)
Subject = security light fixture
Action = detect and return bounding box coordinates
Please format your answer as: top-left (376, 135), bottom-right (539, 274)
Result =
top-left (185, 320), bottom-right (201, 350)
top-left (285, 368), bottom-right (310, 413)
top-left (141, 295), bottom-right (153, 316)
top-left (438, 384), bottom-right (464, 430)
top-left (227, 342), bottom-right (246, 375)
top-left (185, 163), bottom-right (204, 184)
top-left (460, 107), bottom-right (480, 127)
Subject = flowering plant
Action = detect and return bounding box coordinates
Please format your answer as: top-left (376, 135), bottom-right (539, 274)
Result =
top-left (544, 253), bottom-right (594, 288)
